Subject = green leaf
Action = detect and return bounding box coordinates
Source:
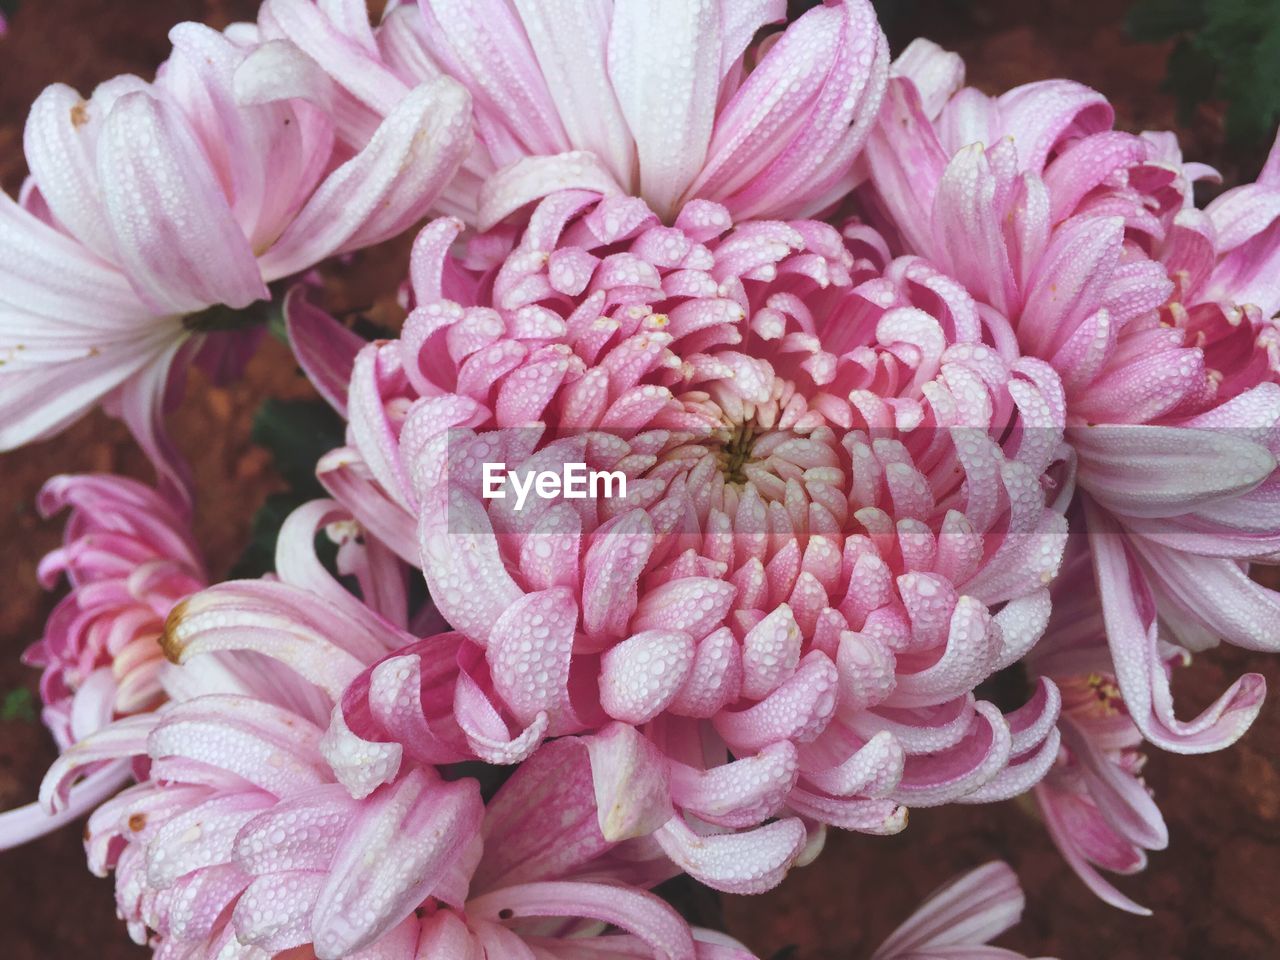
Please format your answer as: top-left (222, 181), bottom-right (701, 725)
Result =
top-left (251, 398), bottom-right (345, 496)
top-left (1, 688), bottom-right (37, 723)
top-left (230, 398), bottom-right (346, 578)
top-left (1126, 0), bottom-right (1206, 42)
top-left (1132, 0), bottom-right (1280, 147)
top-left (183, 297), bottom-right (281, 334)
top-left (268, 304), bottom-right (289, 344)
top-left (1163, 37), bottom-right (1219, 127)
top-left (1203, 0), bottom-right (1280, 143)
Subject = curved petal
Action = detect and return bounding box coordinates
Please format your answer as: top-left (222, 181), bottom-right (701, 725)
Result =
top-left (871, 861), bottom-right (1025, 959)
top-left (259, 76), bottom-right (473, 280)
top-left (478, 152), bottom-right (623, 231)
top-left (468, 881), bottom-right (696, 960)
top-left (98, 90), bottom-right (266, 315)
top-left (1087, 498), bottom-right (1267, 753)
top-left (310, 769), bottom-right (483, 958)
top-left (655, 816), bottom-right (806, 895)
top-left (23, 83), bottom-right (114, 258)
top-left (1073, 424), bottom-right (1276, 521)
top-left (1036, 783), bottom-right (1152, 916)
top-left (284, 287), bottom-right (365, 417)
top-left (0, 759), bottom-right (132, 850)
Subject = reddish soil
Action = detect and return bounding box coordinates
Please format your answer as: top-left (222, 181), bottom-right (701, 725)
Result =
top-left (0, 2), bottom-right (1276, 958)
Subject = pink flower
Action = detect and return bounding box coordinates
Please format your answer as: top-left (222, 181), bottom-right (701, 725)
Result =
top-left (871, 861), bottom-right (1049, 960)
top-left (316, 190), bottom-right (1068, 893)
top-left (47, 574), bottom-right (1045, 960)
top-left (0, 16), bottom-right (472, 503)
top-left (1026, 545), bottom-right (1173, 916)
top-left (31, 475), bottom-right (205, 736)
top-left (41, 508), bottom-right (741, 960)
top-left (862, 43), bottom-right (1277, 754)
top-left (260, 0), bottom-right (888, 226)
top-left (0, 474), bottom-right (205, 849)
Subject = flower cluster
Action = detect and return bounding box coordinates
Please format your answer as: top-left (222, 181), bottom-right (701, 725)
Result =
top-left (2, 1), bottom-right (1278, 957)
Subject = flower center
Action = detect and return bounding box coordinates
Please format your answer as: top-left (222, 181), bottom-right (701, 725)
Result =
top-left (716, 420), bottom-right (760, 485)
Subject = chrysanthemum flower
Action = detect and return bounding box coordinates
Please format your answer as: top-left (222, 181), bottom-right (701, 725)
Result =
top-left (0, 474), bottom-right (205, 848)
top-left (41, 504), bottom-right (738, 960)
top-left (316, 189), bottom-right (1067, 893)
top-left (863, 41), bottom-right (1277, 754)
top-left (0, 16), bottom-right (472, 502)
top-left (1025, 544), bottom-right (1178, 916)
top-left (259, 0), bottom-right (888, 227)
top-left (43, 523), bottom-right (1053, 960)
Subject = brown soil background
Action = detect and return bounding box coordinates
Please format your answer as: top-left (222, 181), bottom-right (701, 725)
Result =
top-left (0, 2), bottom-right (1277, 958)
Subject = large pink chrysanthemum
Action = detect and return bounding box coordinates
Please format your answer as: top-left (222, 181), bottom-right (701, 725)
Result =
top-left (0, 474), bottom-right (205, 848)
top-left (0, 16), bottom-right (471, 502)
top-left (862, 41), bottom-right (1277, 755)
top-left (256, 0), bottom-right (887, 227)
top-left (315, 189), bottom-right (1069, 893)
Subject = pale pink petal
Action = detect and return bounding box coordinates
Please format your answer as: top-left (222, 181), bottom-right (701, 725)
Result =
top-left (1136, 545), bottom-right (1280, 653)
top-left (468, 881), bottom-right (696, 960)
top-left (259, 76), bottom-right (472, 280)
top-left (893, 38), bottom-right (965, 120)
top-left (586, 722), bottom-right (674, 842)
top-left (163, 582), bottom-right (368, 699)
top-left (871, 861), bottom-right (1026, 959)
top-left (416, 0), bottom-right (571, 167)
top-left (1036, 783), bottom-right (1152, 916)
top-left (310, 769), bottom-right (483, 958)
top-left (864, 77), bottom-right (949, 257)
top-left (655, 816), bottom-right (806, 895)
top-left (487, 587), bottom-right (578, 725)
top-left (0, 760), bottom-right (132, 850)
top-left (1073, 424), bottom-right (1275, 520)
top-left (97, 90), bottom-right (267, 314)
top-left (606, 0), bottom-right (721, 219)
top-left (1088, 500), bottom-right (1267, 753)
top-left (670, 741), bottom-right (799, 828)
top-left (478, 152), bottom-right (623, 231)
top-left (23, 83), bottom-right (115, 258)
top-left (511, 0), bottom-right (634, 187)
